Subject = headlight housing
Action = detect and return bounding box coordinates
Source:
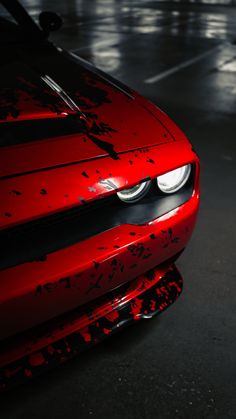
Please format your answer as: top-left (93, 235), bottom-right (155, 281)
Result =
top-left (117, 180), bottom-right (151, 203)
top-left (157, 164), bottom-right (191, 194)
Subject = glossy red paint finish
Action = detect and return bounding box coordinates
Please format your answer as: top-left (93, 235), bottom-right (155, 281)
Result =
top-left (0, 140), bottom-right (196, 229)
top-left (0, 180), bottom-right (199, 340)
top-left (0, 0), bottom-right (200, 388)
top-left (0, 264), bottom-right (183, 391)
top-left (0, 89), bottom-right (174, 178)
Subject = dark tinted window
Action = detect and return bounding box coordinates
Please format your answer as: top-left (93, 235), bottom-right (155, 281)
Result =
top-left (0, 1), bottom-right (42, 43)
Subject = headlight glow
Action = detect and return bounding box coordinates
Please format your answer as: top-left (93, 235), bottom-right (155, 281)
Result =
top-left (117, 180), bottom-right (151, 203)
top-left (157, 164), bottom-right (191, 194)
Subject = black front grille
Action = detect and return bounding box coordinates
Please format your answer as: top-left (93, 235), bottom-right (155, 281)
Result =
top-left (0, 178), bottom-right (193, 271)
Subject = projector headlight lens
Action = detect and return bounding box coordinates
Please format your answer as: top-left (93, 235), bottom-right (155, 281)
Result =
top-left (157, 164), bottom-right (191, 194)
top-left (117, 180), bottom-right (151, 203)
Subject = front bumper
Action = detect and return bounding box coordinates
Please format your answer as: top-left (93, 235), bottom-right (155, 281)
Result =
top-left (0, 155), bottom-right (199, 389)
top-left (0, 186), bottom-right (199, 340)
top-left (0, 263), bottom-right (182, 391)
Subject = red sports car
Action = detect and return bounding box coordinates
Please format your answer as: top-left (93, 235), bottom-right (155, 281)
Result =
top-left (0, 0), bottom-right (200, 390)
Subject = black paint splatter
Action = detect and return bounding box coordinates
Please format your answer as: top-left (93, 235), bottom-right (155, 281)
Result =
top-left (86, 274), bottom-right (103, 294)
top-left (10, 190), bottom-right (22, 196)
top-left (40, 189), bottom-right (47, 195)
top-left (87, 133), bottom-right (119, 161)
top-left (147, 158), bottom-right (155, 164)
top-left (93, 261), bottom-right (100, 270)
top-left (59, 277), bottom-right (71, 289)
top-left (81, 171), bottom-right (89, 178)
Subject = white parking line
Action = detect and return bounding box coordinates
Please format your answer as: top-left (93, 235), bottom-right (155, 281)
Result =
top-left (144, 44), bottom-right (222, 84)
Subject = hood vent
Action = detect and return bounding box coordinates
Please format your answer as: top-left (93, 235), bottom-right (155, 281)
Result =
top-left (41, 74), bottom-right (85, 116)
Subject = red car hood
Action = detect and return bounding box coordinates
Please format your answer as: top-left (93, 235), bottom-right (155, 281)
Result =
top-left (0, 57), bottom-right (174, 178)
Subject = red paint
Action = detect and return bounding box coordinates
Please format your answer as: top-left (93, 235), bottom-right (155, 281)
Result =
top-left (130, 298), bottom-right (144, 320)
top-left (105, 310), bottom-right (120, 322)
top-left (28, 353), bottom-right (45, 367)
top-left (0, 262), bottom-right (177, 371)
top-left (0, 0), bottom-right (200, 385)
top-left (150, 300), bottom-right (156, 311)
top-left (168, 281), bottom-right (183, 294)
top-left (0, 142), bottom-right (196, 230)
top-left (103, 328), bottom-right (112, 335)
top-left (47, 345), bottom-right (55, 355)
top-left (0, 192), bottom-right (199, 340)
top-left (24, 369), bottom-right (33, 378)
top-left (80, 327), bottom-right (92, 343)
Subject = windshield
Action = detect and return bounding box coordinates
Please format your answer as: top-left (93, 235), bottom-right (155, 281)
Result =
top-left (0, 4), bottom-right (15, 22)
top-left (0, 0), bottom-right (42, 43)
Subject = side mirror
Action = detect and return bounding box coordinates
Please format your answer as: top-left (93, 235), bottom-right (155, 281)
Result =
top-left (39, 11), bottom-right (62, 36)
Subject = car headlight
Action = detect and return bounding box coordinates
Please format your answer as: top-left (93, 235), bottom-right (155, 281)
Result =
top-left (157, 164), bottom-right (191, 194)
top-left (117, 180), bottom-right (151, 203)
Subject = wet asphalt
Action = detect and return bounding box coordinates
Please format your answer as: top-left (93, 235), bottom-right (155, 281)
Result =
top-left (1, 1), bottom-right (236, 418)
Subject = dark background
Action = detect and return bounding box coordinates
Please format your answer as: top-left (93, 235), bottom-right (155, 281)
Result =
top-left (1, 1), bottom-right (236, 418)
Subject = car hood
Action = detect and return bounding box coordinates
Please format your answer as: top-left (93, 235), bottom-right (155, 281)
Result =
top-left (0, 48), bottom-right (174, 178)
